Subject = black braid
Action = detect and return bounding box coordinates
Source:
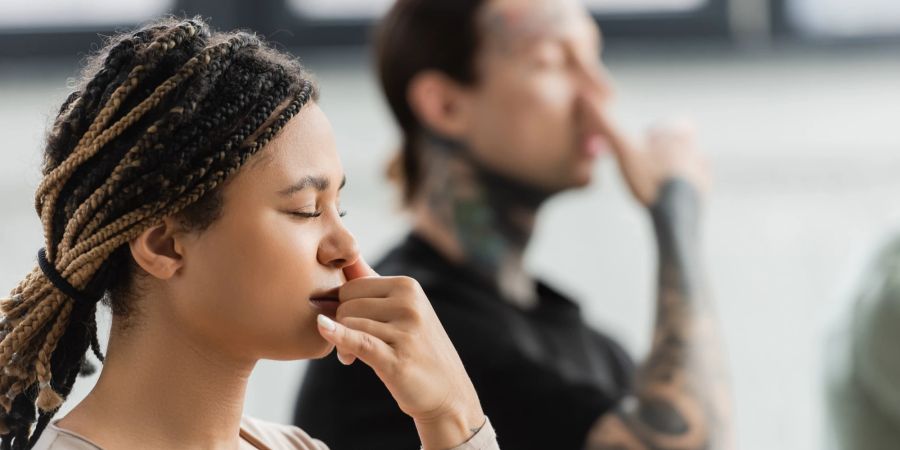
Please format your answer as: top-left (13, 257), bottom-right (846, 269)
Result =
top-left (62, 34), bottom-right (257, 246)
top-left (55, 26), bottom-right (218, 245)
top-left (43, 24), bottom-right (163, 173)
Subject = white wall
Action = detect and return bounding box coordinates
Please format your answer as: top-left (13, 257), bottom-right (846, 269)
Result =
top-left (1, 44), bottom-right (899, 449)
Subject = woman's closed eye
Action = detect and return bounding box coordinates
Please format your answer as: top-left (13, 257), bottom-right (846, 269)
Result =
top-left (289, 207), bottom-right (348, 219)
top-left (291, 210), bottom-right (322, 219)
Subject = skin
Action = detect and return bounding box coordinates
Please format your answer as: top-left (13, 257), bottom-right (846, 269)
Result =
top-left (406, 0), bottom-right (733, 447)
top-left (466, 0), bottom-right (610, 191)
top-left (55, 103), bottom-right (485, 450)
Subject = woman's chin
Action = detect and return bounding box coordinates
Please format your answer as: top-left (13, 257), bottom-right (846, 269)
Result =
top-left (315, 344), bottom-right (337, 360)
top-left (264, 333), bottom-right (335, 361)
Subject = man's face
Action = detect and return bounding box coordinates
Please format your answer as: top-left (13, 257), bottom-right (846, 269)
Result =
top-left (460, 0), bottom-right (613, 193)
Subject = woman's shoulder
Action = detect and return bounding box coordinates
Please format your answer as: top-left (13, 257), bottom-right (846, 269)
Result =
top-left (240, 416), bottom-right (329, 450)
top-left (30, 423), bottom-right (101, 450)
top-left (30, 417), bottom-right (326, 450)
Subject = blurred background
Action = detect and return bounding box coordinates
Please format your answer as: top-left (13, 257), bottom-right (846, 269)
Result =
top-left (1, 1), bottom-right (898, 449)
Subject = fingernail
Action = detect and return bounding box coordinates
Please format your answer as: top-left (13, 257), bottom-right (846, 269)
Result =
top-left (317, 314), bottom-right (336, 332)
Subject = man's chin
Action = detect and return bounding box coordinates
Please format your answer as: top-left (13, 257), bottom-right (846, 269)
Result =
top-left (574, 172), bottom-right (594, 188)
top-left (563, 166), bottom-right (595, 190)
top-left (541, 173), bottom-right (592, 195)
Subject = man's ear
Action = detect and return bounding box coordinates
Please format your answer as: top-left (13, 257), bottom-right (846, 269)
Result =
top-left (407, 70), bottom-right (473, 139)
top-left (129, 216), bottom-right (186, 280)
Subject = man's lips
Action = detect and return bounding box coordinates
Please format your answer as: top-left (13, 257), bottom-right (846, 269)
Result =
top-left (582, 133), bottom-right (611, 158)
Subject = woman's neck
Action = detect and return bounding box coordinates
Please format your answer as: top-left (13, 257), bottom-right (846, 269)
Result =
top-left (412, 135), bottom-right (551, 308)
top-left (58, 299), bottom-right (255, 450)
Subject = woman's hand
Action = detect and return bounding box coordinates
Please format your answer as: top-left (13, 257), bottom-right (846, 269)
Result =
top-left (316, 258), bottom-right (485, 450)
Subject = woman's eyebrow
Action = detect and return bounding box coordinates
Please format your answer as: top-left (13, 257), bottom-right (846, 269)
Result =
top-left (279, 175), bottom-right (347, 196)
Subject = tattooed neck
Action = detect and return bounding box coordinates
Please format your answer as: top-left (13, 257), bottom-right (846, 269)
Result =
top-left (414, 133), bottom-right (551, 308)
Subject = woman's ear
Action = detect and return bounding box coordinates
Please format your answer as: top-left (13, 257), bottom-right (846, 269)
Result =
top-left (407, 70), bottom-right (473, 139)
top-left (129, 217), bottom-right (186, 280)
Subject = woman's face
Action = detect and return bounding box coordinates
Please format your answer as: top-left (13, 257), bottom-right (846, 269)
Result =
top-left (168, 102), bottom-right (358, 362)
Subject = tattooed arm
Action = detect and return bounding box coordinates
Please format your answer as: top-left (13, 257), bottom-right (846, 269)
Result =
top-left (579, 107), bottom-right (733, 449)
top-left (585, 178), bottom-right (731, 450)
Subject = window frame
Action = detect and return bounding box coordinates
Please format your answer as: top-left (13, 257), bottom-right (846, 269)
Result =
top-left (0, 0), bottom-right (731, 58)
top-left (769, 0), bottom-right (900, 42)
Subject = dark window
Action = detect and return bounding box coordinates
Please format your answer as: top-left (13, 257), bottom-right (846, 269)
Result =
top-left (286, 0), bottom-right (711, 19)
top-left (785, 0), bottom-right (900, 37)
top-left (0, 0), bottom-right (174, 30)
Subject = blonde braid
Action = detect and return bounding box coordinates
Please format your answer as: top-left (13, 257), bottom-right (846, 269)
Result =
top-left (37, 22), bottom-right (201, 261)
top-left (34, 300), bottom-right (74, 411)
top-left (58, 34), bottom-right (260, 256)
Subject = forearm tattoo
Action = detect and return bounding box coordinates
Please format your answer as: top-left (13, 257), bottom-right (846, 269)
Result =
top-left (587, 179), bottom-right (732, 450)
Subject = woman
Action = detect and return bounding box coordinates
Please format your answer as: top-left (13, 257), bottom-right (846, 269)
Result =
top-left (0, 18), bottom-right (497, 450)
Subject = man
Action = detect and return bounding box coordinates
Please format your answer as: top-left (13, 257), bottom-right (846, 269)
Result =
top-left (295, 1), bottom-right (732, 449)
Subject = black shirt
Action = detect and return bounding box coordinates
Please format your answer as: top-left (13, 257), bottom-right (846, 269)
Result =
top-left (294, 234), bottom-right (634, 450)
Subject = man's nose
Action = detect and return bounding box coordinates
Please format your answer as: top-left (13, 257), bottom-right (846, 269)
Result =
top-left (576, 55), bottom-right (614, 101)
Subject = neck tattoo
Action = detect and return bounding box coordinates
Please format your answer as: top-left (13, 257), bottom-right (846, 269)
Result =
top-left (419, 133), bottom-right (551, 308)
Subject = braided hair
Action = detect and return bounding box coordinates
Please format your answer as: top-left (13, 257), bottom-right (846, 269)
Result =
top-left (0, 17), bottom-right (318, 448)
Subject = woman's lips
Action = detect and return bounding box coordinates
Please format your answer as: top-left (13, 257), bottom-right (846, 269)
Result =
top-left (309, 298), bottom-right (339, 317)
top-left (309, 287), bottom-right (340, 317)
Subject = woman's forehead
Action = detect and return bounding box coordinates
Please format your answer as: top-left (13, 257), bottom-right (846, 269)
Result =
top-left (241, 103), bottom-right (344, 190)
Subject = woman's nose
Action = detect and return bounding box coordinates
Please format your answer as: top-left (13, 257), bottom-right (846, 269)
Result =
top-left (317, 221), bottom-right (359, 270)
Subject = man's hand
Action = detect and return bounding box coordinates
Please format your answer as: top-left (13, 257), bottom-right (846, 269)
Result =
top-left (582, 97), bottom-right (732, 450)
top-left (586, 95), bottom-right (710, 207)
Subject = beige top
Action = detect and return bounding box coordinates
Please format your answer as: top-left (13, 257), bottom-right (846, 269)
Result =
top-left (32, 416), bottom-right (499, 450)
